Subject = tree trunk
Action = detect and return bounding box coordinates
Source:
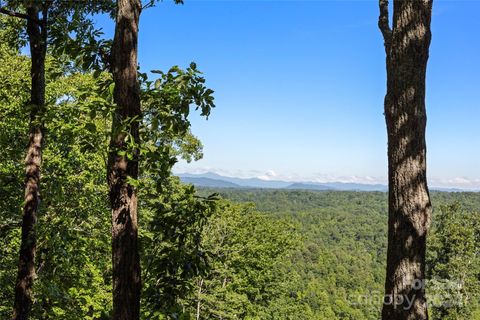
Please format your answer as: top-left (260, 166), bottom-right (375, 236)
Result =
top-left (196, 278), bottom-right (203, 320)
top-left (378, 1), bottom-right (433, 319)
top-left (12, 6), bottom-right (46, 320)
top-left (108, 0), bottom-right (142, 319)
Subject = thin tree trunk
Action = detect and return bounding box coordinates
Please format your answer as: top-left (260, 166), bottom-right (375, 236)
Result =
top-left (108, 0), bottom-right (142, 319)
top-left (12, 5), bottom-right (46, 320)
top-left (378, 1), bottom-right (433, 319)
top-left (196, 278), bottom-right (203, 320)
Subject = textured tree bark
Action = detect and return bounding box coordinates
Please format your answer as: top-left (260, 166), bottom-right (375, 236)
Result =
top-left (378, 1), bottom-right (433, 319)
top-left (12, 6), bottom-right (46, 320)
top-left (108, 0), bottom-right (142, 319)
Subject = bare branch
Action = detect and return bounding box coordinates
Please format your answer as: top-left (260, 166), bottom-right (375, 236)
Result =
top-left (141, 0), bottom-right (155, 10)
top-left (378, 0), bottom-right (392, 49)
top-left (0, 7), bottom-right (42, 25)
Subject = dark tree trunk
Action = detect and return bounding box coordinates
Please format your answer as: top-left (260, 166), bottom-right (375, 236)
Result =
top-left (108, 0), bottom-right (142, 319)
top-left (12, 6), bottom-right (47, 320)
top-left (378, 1), bottom-right (433, 319)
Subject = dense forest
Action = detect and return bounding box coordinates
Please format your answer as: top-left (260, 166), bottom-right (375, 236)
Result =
top-left (1, 1), bottom-right (479, 320)
top-left (199, 189), bottom-right (480, 319)
top-left (3, 173), bottom-right (480, 319)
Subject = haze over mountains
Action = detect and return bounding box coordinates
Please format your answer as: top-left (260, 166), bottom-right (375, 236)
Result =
top-left (178, 172), bottom-right (389, 191)
top-left (177, 172), bottom-right (472, 192)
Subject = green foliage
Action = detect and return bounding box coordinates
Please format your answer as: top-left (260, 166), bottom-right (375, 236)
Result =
top-left (141, 177), bottom-right (218, 318)
top-left (48, 1), bottom-right (114, 71)
top-left (193, 201), bottom-right (299, 320)
top-left (33, 74), bottom-right (112, 320)
top-left (201, 188), bottom-right (480, 319)
top-left (427, 203), bottom-right (480, 320)
top-left (0, 25), bottom-right (32, 316)
top-left (1, 0), bottom-right (114, 71)
top-left (138, 63), bottom-right (215, 179)
top-left (0, 14), bottom-right (26, 49)
top-left (0, 34), bottom-right (112, 318)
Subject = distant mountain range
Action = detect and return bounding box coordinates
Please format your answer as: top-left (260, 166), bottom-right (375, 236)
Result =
top-left (177, 172), bottom-right (472, 192)
top-left (180, 177), bottom-right (241, 188)
top-left (177, 172), bottom-right (389, 192)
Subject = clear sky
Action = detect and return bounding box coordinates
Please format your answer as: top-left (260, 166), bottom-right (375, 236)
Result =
top-left (98, 1), bottom-right (480, 188)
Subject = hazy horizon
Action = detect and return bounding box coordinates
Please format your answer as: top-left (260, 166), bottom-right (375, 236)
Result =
top-left (172, 167), bottom-right (480, 190)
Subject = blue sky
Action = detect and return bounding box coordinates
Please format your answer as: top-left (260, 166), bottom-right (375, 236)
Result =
top-left (98, 1), bottom-right (480, 188)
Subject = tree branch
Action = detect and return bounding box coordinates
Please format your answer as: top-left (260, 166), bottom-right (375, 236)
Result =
top-left (378, 0), bottom-right (392, 49)
top-left (0, 7), bottom-right (42, 25)
top-left (41, 0), bottom-right (51, 39)
top-left (141, 0), bottom-right (155, 10)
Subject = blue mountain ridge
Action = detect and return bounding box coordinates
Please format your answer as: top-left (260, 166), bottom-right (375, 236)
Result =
top-left (177, 172), bottom-right (472, 192)
top-left (177, 172), bottom-right (388, 191)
